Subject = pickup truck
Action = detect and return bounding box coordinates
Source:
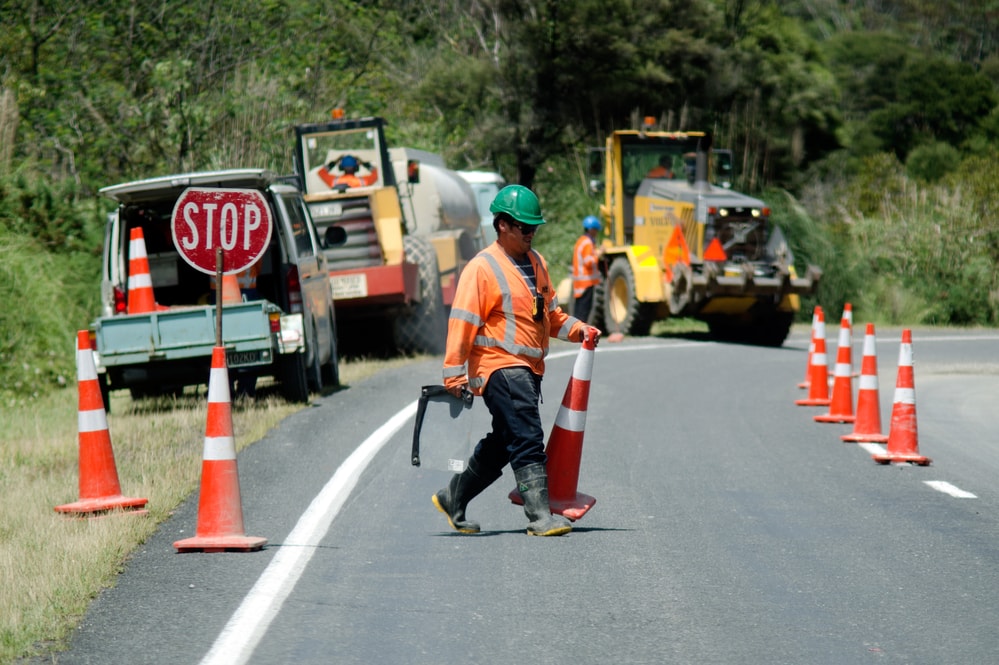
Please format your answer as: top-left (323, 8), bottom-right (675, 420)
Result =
top-left (92, 169), bottom-right (344, 404)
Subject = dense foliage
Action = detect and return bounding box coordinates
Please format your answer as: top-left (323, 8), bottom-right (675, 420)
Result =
top-left (2, 0), bottom-right (998, 399)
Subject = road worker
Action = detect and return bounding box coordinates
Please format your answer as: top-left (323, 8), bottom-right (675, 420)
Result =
top-left (435, 184), bottom-right (601, 537)
top-left (572, 215), bottom-right (604, 324)
top-left (647, 154), bottom-right (673, 179)
top-left (318, 154), bottom-right (378, 189)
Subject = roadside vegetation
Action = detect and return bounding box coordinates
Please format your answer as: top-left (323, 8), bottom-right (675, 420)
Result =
top-left (2, 1), bottom-right (999, 661)
top-left (0, 358), bottom-right (416, 664)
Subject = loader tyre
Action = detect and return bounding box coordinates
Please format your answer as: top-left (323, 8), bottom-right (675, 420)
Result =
top-left (589, 281), bottom-right (606, 330)
top-left (604, 257), bottom-right (654, 336)
top-left (752, 310), bottom-right (794, 347)
top-left (394, 236), bottom-right (447, 355)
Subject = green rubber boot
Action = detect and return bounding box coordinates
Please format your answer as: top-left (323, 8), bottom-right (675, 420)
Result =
top-left (432, 459), bottom-right (499, 534)
top-left (514, 462), bottom-right (572, 537)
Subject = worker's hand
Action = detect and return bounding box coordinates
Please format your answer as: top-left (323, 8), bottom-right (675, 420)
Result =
top-left (362, 161), bottom-right (373, 170)
top-left (585, 326), bottom-right (602, 347)
top-left (447, 383), bottom-right (470, 400)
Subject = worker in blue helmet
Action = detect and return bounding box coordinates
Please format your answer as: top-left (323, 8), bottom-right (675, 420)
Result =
top-left (318, 154), bottom-right (378, 189)
top-left (572, 215), bottom-right (605, 324)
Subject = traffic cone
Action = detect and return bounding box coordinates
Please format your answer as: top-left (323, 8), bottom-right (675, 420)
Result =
top-left (872, 329), bottom-right (931, 465)
top-left (55, 331), bottom-right (148, 516)
top-left (842, 323), bottom-right (889, 443)
top-left (509, 329), bottom-right (597, 520)
top-left (126, 227), bottom-right (159, 314)
top-left (798, 307), bottom-right (819, 389)
top-left (174, 347), bottom-right (267, 552)
top-left (814, 312), bottom-right (855, 423)
top-left (221, 274), bottom-right (242, 304)
top-left (795, 307), bottom-right (830, 406)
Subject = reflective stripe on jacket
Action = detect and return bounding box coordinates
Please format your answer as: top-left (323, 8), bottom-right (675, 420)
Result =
top-left (572, 234), bottom-right (600, 297)
top-left (443, 243), bottom-right (586, 394)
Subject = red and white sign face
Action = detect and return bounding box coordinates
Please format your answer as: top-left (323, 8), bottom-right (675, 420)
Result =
top-left (171, 187), bottom-right (273, 275)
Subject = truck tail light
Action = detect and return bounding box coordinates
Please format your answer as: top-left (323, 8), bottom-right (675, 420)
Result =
top-left (268, 312), bottom-right (281, 333)
top-left (113, 286), bottom-right (127, 314)
top-left (286, 267), bottom-right (303, 313)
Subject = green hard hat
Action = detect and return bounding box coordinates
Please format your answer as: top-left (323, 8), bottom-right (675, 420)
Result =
top-left (489, 185), bottom-right (546, 225)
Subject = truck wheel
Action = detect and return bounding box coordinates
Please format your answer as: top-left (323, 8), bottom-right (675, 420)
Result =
top-left (394, 236), bottom-right (447, 355)
top-left (320, 313), bottom-right (340, 388)
top-left (279, 352), bottom-right (310, 404)
top-left (98, 373), bottom-right (112, 413)
top-left (306, 321), bottom-right (324, 393)
top-left (604, 257), bottom-right (654, 336)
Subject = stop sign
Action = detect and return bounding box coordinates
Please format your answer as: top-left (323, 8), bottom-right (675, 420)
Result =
top-left (171, 187), bottom-right (273, 275)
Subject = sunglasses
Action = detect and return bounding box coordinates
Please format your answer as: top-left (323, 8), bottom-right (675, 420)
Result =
top-left (508, 220), bottom-right (539, 236)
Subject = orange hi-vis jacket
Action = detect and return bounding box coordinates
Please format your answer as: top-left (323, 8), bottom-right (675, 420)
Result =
top-left (317, 166), bottom-right (379, 188)
top-left (572, 234), bottom-right (601, 298)
top-left (443, 243), bottom-right (586, 395)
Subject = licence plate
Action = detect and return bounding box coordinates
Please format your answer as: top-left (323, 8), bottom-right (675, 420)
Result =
top-left (331, 273), bottom-right (369, 299)
top-left (227, 350), bottom-right (263, 367)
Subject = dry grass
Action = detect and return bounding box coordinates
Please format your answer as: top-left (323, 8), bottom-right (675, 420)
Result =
top-left (0, 355), bottom-right (418, 664)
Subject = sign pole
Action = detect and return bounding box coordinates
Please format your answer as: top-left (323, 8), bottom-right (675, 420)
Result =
top-left (215, 247), bottom-right (223, 347)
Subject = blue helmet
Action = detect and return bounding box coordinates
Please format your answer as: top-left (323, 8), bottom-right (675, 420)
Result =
top-left (582, 215), bottom-right (601, 231)
top-left (340, 155), bottom-right (359, 170)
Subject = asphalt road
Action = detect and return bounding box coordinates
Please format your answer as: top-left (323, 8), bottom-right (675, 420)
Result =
top-left (52, 326), bottom-right (999, 664)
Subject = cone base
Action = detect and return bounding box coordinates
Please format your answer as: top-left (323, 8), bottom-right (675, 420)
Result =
top-left (173, 534), bottom-right (267, 553)
top-left (872, 453), bottom-right (931, 466)
top-left (507, 489), bottom-right (596, 522)
top-left (795, 397), bottom-right (831, 406)
top-left (814, 413), bottom-right (856, 423)
top-left (841, 432), bottom-right (888, 443)
top-left (55, 495), bottom-right (149, 516)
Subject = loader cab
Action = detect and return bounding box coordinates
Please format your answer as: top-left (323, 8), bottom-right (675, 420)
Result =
top-left (293, 117), bottom-right (395, 195)
top-left (594, 131), bottom-right (711, 247)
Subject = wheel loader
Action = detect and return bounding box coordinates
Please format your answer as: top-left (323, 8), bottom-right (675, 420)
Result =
top-left (587, 126), bottom-right (821, 346)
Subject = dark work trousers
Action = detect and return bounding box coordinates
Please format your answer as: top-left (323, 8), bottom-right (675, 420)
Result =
top-left (473, 366), bottom-right (546, 474)
top-left (574, 286), bottom-right (595, 324)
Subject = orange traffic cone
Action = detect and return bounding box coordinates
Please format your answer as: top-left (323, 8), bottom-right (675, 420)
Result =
top-left (842, 323), bottom-right (889, 443)
top-left (815, 312), bottom-right (855, 423)
top-left (872, 329), bottom-right (931, 465)
top-left (221, 274), bottom-right (242, 304)
top-left (509, 329), bottom-right (598, 520)
top-left (795, 307), bottom-right (830, 406)
top-left (126, 227), bottom-right (160, 314)
top-left (55, 331), bottom-right (148, 516)
top-left (798, 307), bottom-right (819, 389)
top-left (174, 347), bottom-right (267, 552)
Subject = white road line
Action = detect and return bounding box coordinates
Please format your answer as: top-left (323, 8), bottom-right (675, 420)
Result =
top-left (200, 339), bottom-right (702, 662)
top-left (199, 401), bottom-right (419, 665)
top-left (924, 480), bottom-right (977, 499)
top-left (857, 442), bottom-right (887, 456)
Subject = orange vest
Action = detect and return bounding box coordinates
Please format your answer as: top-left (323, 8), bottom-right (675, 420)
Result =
top-left (572, 234), bottom-right (600, 297)
top-left (443, 243), bottom-right (585, 394)
top-left (318, 166), bottom-right (378, 188)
